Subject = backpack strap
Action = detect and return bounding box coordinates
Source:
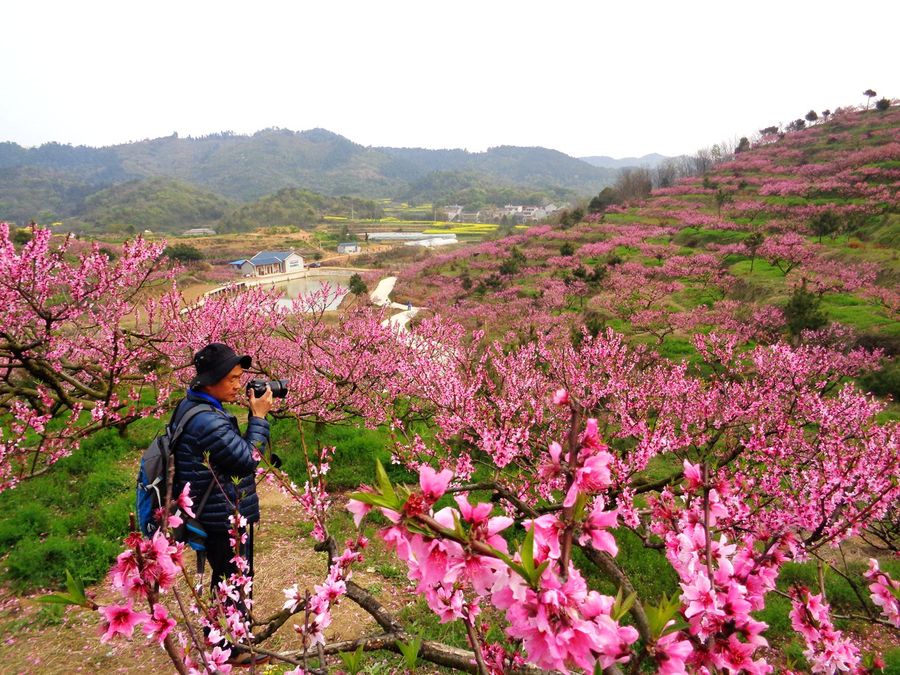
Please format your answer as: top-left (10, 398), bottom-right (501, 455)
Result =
top-left (193, 478), bottom-right (217, 518)
top-left (169, 403), bottom-right (220, 516)
top-left (168, 403), bottom-right (215, 445)
top-left (174, 403), bottom-right (236, 520)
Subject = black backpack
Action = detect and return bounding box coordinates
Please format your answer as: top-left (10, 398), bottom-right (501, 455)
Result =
top-left (136, 403), bottom-right (216, 546)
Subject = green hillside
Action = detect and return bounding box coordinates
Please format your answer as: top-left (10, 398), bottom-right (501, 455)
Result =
top-left (396, 105), bottom-right (900, 361)
top-left (80, 178), bottom-right (233, 232)
top-left (381, 145), bottom-right (619, 195)
top-left (111, 129), bottom-right (407, 201)
top-left (401, 170), bottom-right (575, 210)
top-left (0, 166), bottom-right (102, 224)
top-left (220, 187), bottom-right (384, 232)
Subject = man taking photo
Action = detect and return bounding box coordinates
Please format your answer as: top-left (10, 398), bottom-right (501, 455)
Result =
top-left (170, 342), bottom-right (273, 664)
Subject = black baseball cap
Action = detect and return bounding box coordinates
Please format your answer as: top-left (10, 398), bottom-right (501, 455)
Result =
top-left (191, 343), bottom-right (252, 388)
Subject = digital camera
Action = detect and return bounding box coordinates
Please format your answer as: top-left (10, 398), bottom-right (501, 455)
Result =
top-left (247, 378), bottom-right (289, 399)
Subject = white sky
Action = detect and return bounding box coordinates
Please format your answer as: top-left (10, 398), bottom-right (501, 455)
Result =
top-left (1, 0), bottom-right (898, 158)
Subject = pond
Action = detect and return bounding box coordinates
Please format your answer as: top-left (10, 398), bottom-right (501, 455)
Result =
top-left (271, 273), bottom-right (352, 311)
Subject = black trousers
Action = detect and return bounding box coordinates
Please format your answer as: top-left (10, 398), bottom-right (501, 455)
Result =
top-left (203, 524), bottom-right (255, 648)
top-left (205, 523), bottom-right (255, 592)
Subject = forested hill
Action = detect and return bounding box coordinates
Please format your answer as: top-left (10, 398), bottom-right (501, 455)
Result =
top-left (379, 145), bottom-right (617, 194)
top-left (0, 128), bottom-right (620, 224)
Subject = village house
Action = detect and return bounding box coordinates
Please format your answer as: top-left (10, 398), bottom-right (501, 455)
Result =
top-left (337, 242), bottom-right (361, 254)
top-left (182, 227), bottom-right (217, 236)
top-left (228, 250), bottom-right (304, 277)
top-left (443, 203), bottom-right (563, 225)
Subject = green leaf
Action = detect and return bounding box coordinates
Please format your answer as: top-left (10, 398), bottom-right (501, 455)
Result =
top-left (404, 521), bottom-right (435, 537)
top-left (572, 492), bottom-right (588, 520)
top-left (374, 459), bottom-right (397, 504)
top-left (645, 593), bottom-right (685, 638)
top-left (36, 594), bottom-right (79, 605)
top-left (347, 491), bottom-right (396, 510)
top-left (487, 545), bottom-right (531, 584)
top-left (520, 524), bottom-right (536, 577)
top-left (612, 588), bottom-right (636, 621)
top-left (397, 635), bottom-right (422, 669)
top-left (65, 569), bottom-right (86, 603)
top-left (452, 510), bottom-right (466, 539)
top-left (338, 644), bottom-right (366, 674)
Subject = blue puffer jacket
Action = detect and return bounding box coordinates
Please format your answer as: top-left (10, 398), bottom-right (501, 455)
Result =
top-left (171, 391), bottom-right (269, 533)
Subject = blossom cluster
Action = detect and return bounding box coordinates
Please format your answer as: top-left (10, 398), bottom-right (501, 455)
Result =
top-left (864, 558), bottom-right (900, 628)
top-left (789, 586), bottom-right (862, 674)
top-left (350, 423), bottom-right (641, 673)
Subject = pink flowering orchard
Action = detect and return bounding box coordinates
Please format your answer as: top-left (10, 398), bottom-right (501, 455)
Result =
top-left (2, 105), bottom-right (899, 674)
top-left (0, 223), bottom-right (175, 490)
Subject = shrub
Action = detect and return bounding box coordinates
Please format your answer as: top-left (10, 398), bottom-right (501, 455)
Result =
top-left (726, 278), bottom-right (770, 303)
top-left (588, 187), bottom-right (620, 213)
top-left (859, 360), bottom-right (900, 399)
top-left (856, 333), bottom-right (900, 357)
top-left (77, 467), bottom-right (132, 507)
top-left (875, 98), bottom-right (891, 112)
top-left (96, 495), bottom-right (133, 539)
top-left (348, 273), bottom-right (368, 296)
top-left (58, 428), bottom-right (130, 474)
top-left (164, 243), bottom-right (204, 262)
top-left (5, 536), bottom-right (77, 590)
top-left (12, 228), bottom-right (32, 245)
top-left (5, 531), bottom-right (125, 592)
top-left (810, 211), bottom-right (840, 242)
top-left (784, 283), bottom-right (827, 337)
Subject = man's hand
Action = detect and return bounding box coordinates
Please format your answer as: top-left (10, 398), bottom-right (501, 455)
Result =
top-left (249, 385), bottom-right (274, 418)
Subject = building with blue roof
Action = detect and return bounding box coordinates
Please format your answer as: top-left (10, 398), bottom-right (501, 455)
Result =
top-left (229, 250), bottom-right (304, 277)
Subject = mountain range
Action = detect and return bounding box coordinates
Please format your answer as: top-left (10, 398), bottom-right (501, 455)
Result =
top-left (578, 153), bottom-right (670, 169)
top-left (0, 128), bottom-right (657, 228)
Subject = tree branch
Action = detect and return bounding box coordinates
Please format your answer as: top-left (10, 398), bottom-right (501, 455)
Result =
top-left (578, 544), bottom-right (651, 642)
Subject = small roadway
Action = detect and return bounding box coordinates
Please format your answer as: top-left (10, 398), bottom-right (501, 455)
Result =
top-left (369, 276), bottom-right (422, 331)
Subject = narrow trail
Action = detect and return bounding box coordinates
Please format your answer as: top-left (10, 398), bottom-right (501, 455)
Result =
top-left (0, 483), bottom-right (403, 674)
top-left (370, 276), bottom-right (423, 331)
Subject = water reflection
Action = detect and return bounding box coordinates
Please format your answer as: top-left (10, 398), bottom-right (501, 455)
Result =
top-left (273, 274), bottom-right (352, 311)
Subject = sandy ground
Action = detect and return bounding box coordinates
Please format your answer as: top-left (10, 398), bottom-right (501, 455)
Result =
top-left (0, 483), bottom-right (407, 675)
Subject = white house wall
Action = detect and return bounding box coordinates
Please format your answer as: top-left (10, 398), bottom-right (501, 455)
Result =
top-left (285, 253), bottom-right (304, 271)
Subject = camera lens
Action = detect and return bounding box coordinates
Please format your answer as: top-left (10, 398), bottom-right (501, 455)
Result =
top-left (270, 379), bottom-right (289, 399)
top-left (246, 378), bottom-right (288, 399)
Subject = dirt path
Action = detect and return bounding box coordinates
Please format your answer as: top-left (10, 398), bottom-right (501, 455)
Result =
top-left (0, 483), bottom-right (405, 674)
